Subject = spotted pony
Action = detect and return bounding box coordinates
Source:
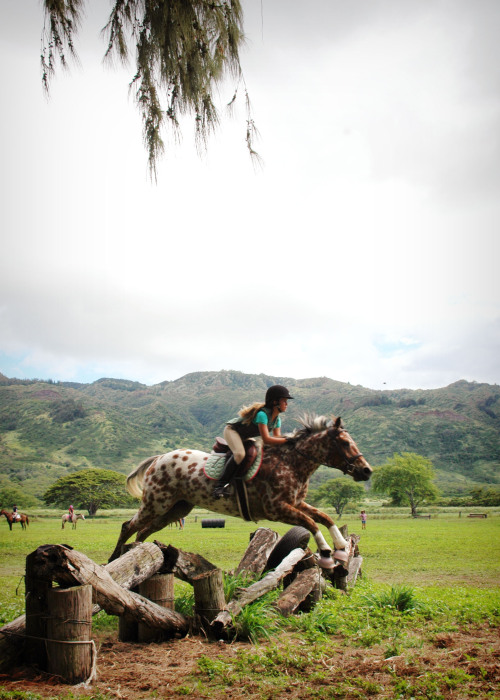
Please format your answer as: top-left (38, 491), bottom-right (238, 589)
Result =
top-left (109, 416), bottom-right (372, 566)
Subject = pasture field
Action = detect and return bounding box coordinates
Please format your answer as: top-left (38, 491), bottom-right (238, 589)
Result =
top-left (0, 511), bottom-right (499, 622)
top-left (0, 511), bottom-right (499, 699)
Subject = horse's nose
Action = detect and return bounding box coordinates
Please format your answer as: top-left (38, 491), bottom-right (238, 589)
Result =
top-left (363, 466), bottom-right (373, 478)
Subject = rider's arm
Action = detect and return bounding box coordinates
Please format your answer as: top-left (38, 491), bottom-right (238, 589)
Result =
top-left (258, 422), bottom-right (287, 445)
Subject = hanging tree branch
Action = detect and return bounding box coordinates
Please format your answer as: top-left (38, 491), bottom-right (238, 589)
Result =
top-left (41, 0), bottom-right (259, 178)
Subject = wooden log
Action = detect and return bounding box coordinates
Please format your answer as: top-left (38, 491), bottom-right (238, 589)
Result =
top-left (25, 549), bottom-right (52, 669)
top-left (275, 568), bottom-right (325, 616)
top-left (0, 614), bottom-right (29, 673)
top-left (138, 574), bottom-right (175, 643)
top-left (338, 534), bottom-right (360, 590)
top-left (235, 528), bottom-right (280, 577)
top-left (192, 569), bottom-right (226, 638)
top-left (324, 533), bottom-right (361, 591)
top-left (347, 556), bottom-right (363, 587)
top-left (0, 541), bottom-right (167, 670)
top-left (154, 541), bottom-right (217, 583)
top-left (30, 545), bottom-right (188, 637)
top-left (104, 542), bottom-right (165, 595)
top-left (283, 547), bottom-right (316, 589)
top-left (114, 542), bottom-right (163, 642)
top-left (118, 595), bottom-right (138, 643)
top-left (211, 547), bottom-right (307, 633)
top-left (46, 585), bottom-right (93, 685)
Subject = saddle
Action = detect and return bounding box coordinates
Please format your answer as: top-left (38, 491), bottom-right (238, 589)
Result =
top-left (212, 436), bottom-right (258, 478)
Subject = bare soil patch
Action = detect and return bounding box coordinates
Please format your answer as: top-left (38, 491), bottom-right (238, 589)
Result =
top-left (1, 624), bottom-right (499, 699)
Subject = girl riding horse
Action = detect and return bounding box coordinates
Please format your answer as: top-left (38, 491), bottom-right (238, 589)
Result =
top-left (213, 385), bottom-right (293, 498)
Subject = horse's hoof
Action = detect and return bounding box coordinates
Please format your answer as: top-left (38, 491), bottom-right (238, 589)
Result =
top-left (317, 555), bottom-right (335, 569)
top-left (333, 549), bottom-right (349, 563)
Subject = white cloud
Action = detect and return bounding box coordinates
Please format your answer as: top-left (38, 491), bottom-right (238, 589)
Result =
top-left (0, 0), bottom-right (499, 390)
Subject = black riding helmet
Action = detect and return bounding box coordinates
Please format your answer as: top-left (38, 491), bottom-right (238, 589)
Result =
top-left (265, 384), bottom-right (294, 407)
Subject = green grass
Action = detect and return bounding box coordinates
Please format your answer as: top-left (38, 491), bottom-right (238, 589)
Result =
top-left (0, 511), bottom-right (499, 699)
top-left (1, 509), bottom-right (498, 627)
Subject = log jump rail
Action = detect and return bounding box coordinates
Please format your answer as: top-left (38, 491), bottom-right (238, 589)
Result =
top-left (0, 526), bottom-right (363, 685)
top-left (467, 513), bottom-right (488, 518)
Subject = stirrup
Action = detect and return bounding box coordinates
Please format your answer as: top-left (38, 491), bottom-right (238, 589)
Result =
top-left (213, 483), bottom-right (230, 499)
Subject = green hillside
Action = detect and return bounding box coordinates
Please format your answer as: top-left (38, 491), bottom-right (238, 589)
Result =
top-left (0, 370), bottom-right (498, 503)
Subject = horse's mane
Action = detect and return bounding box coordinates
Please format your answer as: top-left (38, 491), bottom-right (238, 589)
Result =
top-left (290, 414), bottom-right (334, 440)
top-left (259, 414), bottom-right (338, 455)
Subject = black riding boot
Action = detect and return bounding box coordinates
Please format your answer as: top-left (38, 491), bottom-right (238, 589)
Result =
top-left (213, 455), bottom-right (240, 499)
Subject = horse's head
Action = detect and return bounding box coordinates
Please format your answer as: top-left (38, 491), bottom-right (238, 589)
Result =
top-left (289, 414), bottom-right (372, 481)
top-left (326, 417), bottom-right (373, 481)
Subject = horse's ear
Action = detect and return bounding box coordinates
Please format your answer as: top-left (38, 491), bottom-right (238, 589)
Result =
top-left (334, 416), bottom-right (342, 430)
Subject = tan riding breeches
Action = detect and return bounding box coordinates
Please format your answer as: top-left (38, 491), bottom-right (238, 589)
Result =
top-left (223, 425), bottom-right (246, 464)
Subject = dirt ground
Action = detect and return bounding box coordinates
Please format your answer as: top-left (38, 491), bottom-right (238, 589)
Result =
top-left (1, 624), bottom-right (499, 699)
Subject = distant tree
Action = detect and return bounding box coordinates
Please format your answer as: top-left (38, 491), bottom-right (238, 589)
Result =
top-left (43, 468), bottom-right (137, 516)
top-left (308, 478), bottom-right (365, 518)
top-left (0, 485), bottom-right (38, 509)
top-left (469, 486), bottom-right (500, 507)
top-left (40, 0), bottom-right (257, 176)
top-left (371, 452), bottom-right (439, 516)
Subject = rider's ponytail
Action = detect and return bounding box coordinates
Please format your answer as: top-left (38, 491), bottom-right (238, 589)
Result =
top-left (238, 402), bottom-right (266, 424)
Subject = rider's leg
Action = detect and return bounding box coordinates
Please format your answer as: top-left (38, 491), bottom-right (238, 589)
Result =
top-left (213, 426), bottom-right (245, 498)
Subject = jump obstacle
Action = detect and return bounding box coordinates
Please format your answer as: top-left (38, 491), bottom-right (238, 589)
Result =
top-left (0, 525), bottom-right (363, 685)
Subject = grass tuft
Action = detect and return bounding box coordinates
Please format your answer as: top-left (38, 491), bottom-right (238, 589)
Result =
top-left (360, 584), bottom-right (426, 613)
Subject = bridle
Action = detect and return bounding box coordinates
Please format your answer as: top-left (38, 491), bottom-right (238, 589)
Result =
top-left (338, 451), bottom-right (365, 476)
top-left (292, 428), bottom-right (364, 475)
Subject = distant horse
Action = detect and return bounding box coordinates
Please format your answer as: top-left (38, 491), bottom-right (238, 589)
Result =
top-left (61, 512), bottom-right (85, 529)
top-left (109, 415), bottom-right (372, 567)
top-left (1, 509), bottom-right (29, 531)
top-left (168, 519), bottom-right (184, 530)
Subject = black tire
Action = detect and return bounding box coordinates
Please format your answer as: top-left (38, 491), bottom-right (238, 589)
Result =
top-left (201, 519), bottom-right (226, 528)
top-left (263, 526), bottom-right (311, 572)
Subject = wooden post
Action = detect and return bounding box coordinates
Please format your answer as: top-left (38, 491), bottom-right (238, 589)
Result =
top-left (138, 574), bottom-right (175, 642)
top-left (192, 569), bottom-right (226, 638)
top-left (29, 544), bottom-right (189, 637)
top-left (235, 528), bottom-right (280, 577)
top-left (117, 543), bottom-right (141, 643)
top-left (25, 548), bottom-right (52, 669)
top-left (334, 525), bottom-right (350, 591)
top-left (347, 556), bottom-right (363, 587)
top-left (154, 541), bottom-right (217, 582)
top-left (118, 587), bottom-right (138, 642)
top-left (46, 585), bottom-right (93, 685)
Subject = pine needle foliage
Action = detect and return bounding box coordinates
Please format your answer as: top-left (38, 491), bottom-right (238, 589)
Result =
top-left (41, 0), bottom-right (259, 177)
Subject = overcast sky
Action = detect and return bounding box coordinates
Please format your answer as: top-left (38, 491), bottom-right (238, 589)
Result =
top-left (1, 0), bottom-right (499, 391)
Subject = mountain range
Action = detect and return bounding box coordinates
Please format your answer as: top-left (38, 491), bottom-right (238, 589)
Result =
top-left (0, 370), bottom-right (498, 502)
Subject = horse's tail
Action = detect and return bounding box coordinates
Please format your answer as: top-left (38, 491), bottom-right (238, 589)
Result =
top-left (26, 515), bottom-right (29, 527)
top-left (127, 455), bottom-right (159, 499)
